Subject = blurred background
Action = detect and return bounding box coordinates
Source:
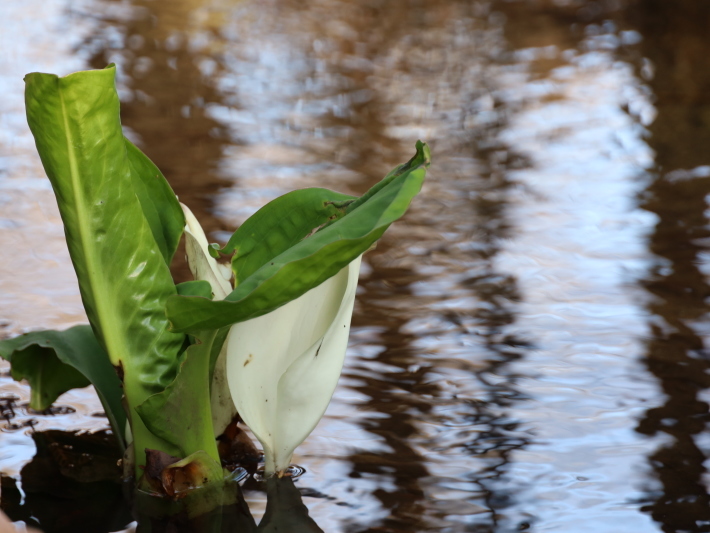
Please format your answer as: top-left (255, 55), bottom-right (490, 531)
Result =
top-left (1, 0), bottom-right (710, 531)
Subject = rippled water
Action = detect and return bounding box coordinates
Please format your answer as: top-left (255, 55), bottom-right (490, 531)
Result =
top-left (2, 0), bottom-right (710, 531)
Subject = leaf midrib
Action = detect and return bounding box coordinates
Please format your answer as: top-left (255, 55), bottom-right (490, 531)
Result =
top-left (59, 87), bottom-right (122, 365)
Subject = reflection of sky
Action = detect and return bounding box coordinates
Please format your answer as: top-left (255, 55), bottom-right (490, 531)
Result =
top-left (492, 37), bottom-right (664, 530)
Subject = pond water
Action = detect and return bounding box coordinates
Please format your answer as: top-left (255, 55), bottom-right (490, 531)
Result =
top-left (1, 0), bottom-right (710, 531)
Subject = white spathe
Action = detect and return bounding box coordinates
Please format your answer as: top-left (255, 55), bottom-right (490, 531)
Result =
top-left (181, 203), bottom-right (231, 300)
top-left (225, 255), bottom-right (362, 475)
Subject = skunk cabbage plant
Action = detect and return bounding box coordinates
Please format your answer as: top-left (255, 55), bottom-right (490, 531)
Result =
top-left (0, 64), bottom-right (430, 490)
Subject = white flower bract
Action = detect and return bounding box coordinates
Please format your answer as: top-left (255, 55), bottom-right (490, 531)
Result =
top-left (225, 255), bottom-right (362, 475)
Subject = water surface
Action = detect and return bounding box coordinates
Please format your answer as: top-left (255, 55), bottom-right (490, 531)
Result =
top-left (2, 1), bottom-right (710, 531)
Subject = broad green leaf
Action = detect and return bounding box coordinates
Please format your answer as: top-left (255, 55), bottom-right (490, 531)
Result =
top-left (0, 334), bottom-right (89, 410)
top-left (218, 188), bottom-right (355, 285)
top-left (24, 64), bottom-right (184, 385)
top-left (135, 329), bottom-right (222, 462)
top-left (0, 326), bottom-right (126, 447)
top-left (166, 141), bottom-right (430, 333)
top-left (25, 65), bottom-right (185, 467)
top-left (125, 138), bottom-right (185, 265)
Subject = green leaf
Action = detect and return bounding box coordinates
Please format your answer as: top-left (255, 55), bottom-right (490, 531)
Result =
top-left (125, 138), bottom-right (185, 265)
top-left (24, 64), bottom-right (184, 386)
top-left (24, 65), bottom-right (186, 467)
top-left (345, 140), bottom-right (431, 214)
top-left (135, 329), bottom-right (222, 462)
top-left (165, 141), bottom-right (430, 333)
top-left (176, 280), bottom-right (214, 299)
top-left (218, 188), bottom-right (355, 285)
top-left (0, 326), bottom-right (126, 448)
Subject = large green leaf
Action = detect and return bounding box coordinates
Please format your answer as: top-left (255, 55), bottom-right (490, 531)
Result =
top-left (125, 138), bottom-right (185, 265)
top-left (135, 329), bottom-right (223, 462)
top-left (25, 65), bottom-right (186, 466)
top-left (0, 326), bottom-right (126, 448)
top-left (218, 188), bottom-right (355, 285)
top-left (165, 141), bottom-right (430, 333)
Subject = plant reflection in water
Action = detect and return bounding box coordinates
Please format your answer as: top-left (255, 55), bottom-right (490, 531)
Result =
top-left (1, 430), bottom-right (325, 533)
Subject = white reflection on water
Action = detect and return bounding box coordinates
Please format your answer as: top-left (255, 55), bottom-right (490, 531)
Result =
top-left (492, 33), bottom-right (664, 531)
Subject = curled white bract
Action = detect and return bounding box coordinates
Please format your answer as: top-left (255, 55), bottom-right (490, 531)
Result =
top-left (225, 256), bottom-right (362, 475)
top-left (181, 202), bottom-right (231, 300)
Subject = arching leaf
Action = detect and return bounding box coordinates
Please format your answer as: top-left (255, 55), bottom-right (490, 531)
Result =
top-left (219, 188), bottom-right (355, 285)
top-left (125, 139), bottom-right (185, 265)
top-left (166, 141), bottom-right (430, 333)
top-left (0, 326), bottom-right (126, 448)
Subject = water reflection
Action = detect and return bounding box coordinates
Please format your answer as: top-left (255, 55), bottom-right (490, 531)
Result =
top-left (303, 4), bottom-right (537, 529)
top-left (1, 431), bottom-right (322, 533)
top-left (481, 2), bottom-right (661, 531)
top-left (1, 430), bottom-right (132, 533)
top-left (257, 477), bottom-right (324, 533)
top-left (625, 1), bottom-right (710, 531)
top-left (6, 0), bottom-right (710, 531)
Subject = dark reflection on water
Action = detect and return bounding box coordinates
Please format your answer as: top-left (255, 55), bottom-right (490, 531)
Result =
top-left (1, 430), bottom-right (322, 533)
top-left (624, 2), bottom-right (710, 531)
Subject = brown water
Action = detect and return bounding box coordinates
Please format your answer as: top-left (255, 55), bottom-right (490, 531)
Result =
top-left (1, 0), bottom-right (710, 531)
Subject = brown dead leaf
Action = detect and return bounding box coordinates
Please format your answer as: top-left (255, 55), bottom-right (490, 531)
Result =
top-left (217, 415), bottom-right (261, 474)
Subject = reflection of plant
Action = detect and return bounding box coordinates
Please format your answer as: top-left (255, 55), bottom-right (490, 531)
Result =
top-left (1, 430), bottom-right (326, 532)
top-left (0, 65), bottom-right (429, 493)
